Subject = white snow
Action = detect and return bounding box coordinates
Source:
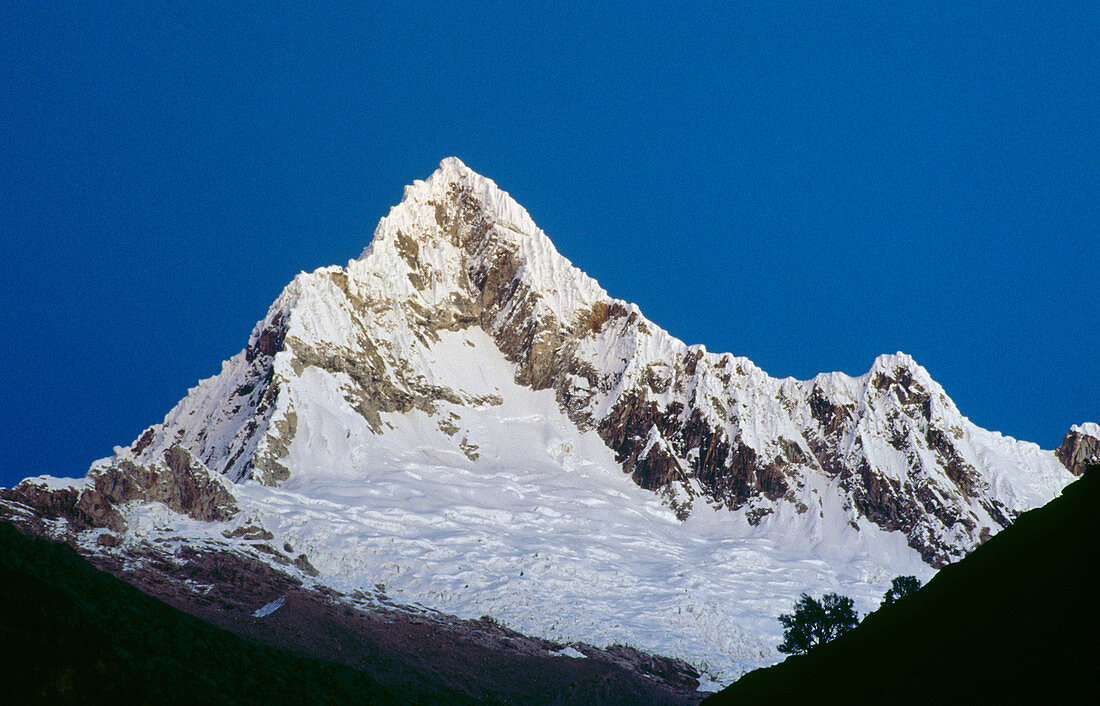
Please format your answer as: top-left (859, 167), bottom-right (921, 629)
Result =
top-left (1071, 422), bottom-right (1100, 438)
top-left (252, 595), bottom-right (286, 618)
top-left (15, 474), bottom-right (90, 491)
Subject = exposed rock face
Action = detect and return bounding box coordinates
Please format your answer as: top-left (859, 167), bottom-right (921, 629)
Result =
top-left (120, 311), bottom-right (290, 485)
top-left (1056, 423), bottom-right (1100, 476)
top-left (1, 445), bottom-right (237, 533)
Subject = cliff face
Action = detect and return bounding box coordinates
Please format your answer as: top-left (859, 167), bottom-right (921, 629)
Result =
top-left (2, 445), bottom-right (237, 534)
top-left (0, 158), bottom-right (1081, 682)
top-left (1056, 423), bottom-right (1100, 477)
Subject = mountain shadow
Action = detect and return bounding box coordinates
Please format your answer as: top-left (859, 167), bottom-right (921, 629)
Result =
top-left (705, 464), bottom-right (1100, 705)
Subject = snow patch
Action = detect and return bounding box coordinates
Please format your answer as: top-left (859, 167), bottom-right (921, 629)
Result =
top-left (1071, 422), bottom-right (1100, 438)
top-left (252, 595), bottom-right (287, 618)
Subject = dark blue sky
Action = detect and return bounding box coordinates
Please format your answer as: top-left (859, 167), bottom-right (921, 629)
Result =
top-left (2, 3), bottom-right (1096, 488)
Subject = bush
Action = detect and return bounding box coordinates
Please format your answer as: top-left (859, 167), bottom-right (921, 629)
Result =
top-left (777, 592), bottom-right (859, 655)
top-left (880, 575), bottom-right (921, 609)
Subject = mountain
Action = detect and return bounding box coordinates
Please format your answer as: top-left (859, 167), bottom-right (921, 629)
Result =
top-left (704, 465), bottom-right (1100, 704)
top-left (0, 158), bottom-right (1085, 685)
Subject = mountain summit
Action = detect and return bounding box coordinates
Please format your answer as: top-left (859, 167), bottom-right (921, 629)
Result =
top-left (1, 158), bottom-right (1085, 682)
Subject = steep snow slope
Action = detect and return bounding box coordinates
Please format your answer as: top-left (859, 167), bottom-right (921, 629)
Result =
top-left (226, 326), bottom-right (932, 680)
top-left (2, 158), bottom-right (1080, 684)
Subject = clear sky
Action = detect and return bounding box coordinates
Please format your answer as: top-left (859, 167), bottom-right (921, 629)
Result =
top-left (1, 3), bottom-right (1096, 488)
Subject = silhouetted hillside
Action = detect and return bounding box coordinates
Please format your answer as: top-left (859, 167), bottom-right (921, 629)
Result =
top-left (0, 522), bottom-right (437, 705)
top-left (707, 465), bottom-right (1100, 705)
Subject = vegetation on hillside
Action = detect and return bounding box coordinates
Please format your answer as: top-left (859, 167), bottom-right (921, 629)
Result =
top-left (776, 593), bottom-right (859, 655)
top-left (878, 574), bottom-right (920, 609)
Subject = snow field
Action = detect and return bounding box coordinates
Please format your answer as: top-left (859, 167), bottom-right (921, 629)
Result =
top-left (225, 328), bottom-right (931, 683)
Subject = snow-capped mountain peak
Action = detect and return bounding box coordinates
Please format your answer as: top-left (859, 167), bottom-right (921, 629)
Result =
top-left (84, 158), bottom-right (1076, 561)
top-left (2, 158), bottom-right (1083, 684)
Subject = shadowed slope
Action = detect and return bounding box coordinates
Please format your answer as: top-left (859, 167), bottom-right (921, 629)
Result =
top-left (0, 523), bottom-right (413, 705)
top-left (706, 464), bottom-right (1100, 704)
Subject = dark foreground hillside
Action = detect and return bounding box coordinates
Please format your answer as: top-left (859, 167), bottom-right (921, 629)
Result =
top-left (0, 521), bottom-right (702, 704)
top-left (0, 522), bottom-right (426, 705)
top-left (707, 465), bottom-right (1100, 705)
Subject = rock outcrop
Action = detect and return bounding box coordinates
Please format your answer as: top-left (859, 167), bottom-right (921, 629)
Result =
top-left (1, 445), bottom-right (237, 533)
top-left (1056, 423), bottom-right (1100, 476)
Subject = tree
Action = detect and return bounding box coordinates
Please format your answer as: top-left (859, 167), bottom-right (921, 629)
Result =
top-left (880, 575), bottom-right (921, 609)
top-left (777, 592), bottom-right (860, 655)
